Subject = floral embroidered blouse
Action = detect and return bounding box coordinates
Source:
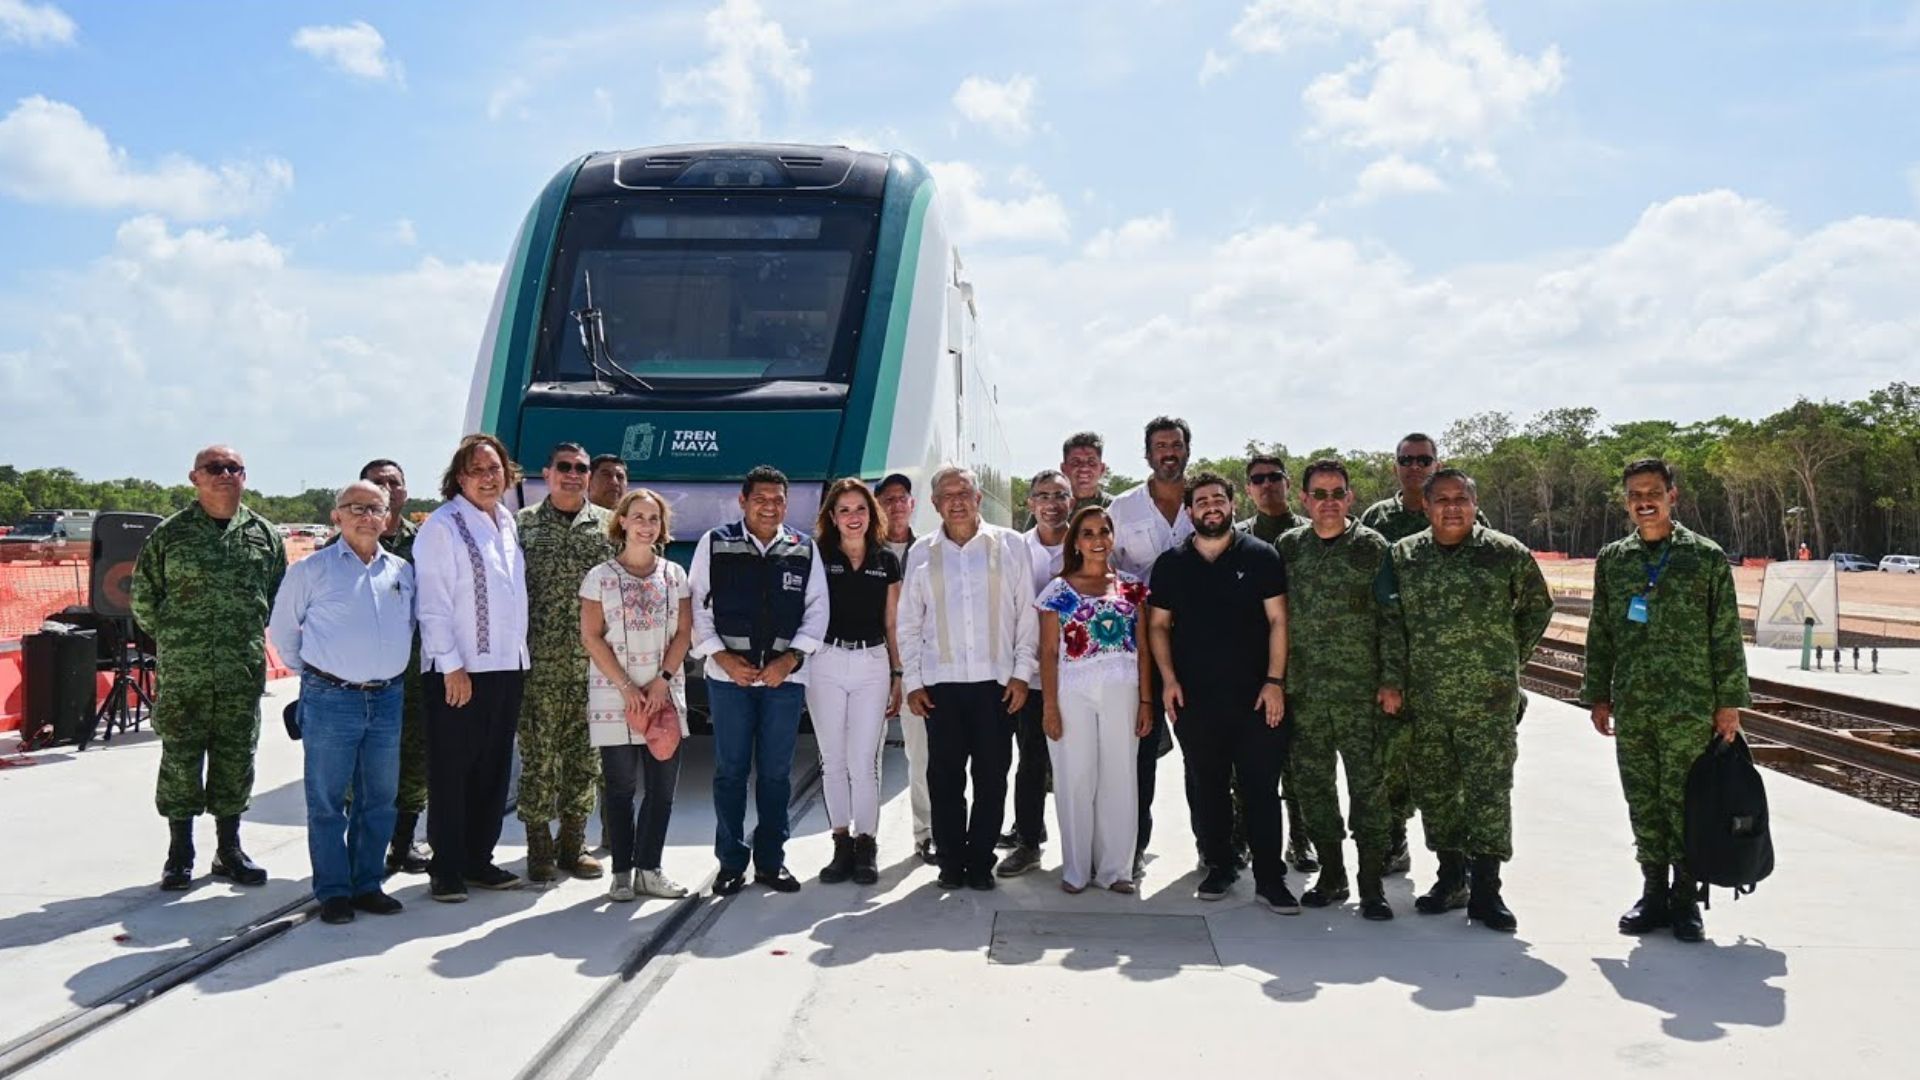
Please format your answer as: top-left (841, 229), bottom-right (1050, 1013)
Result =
top-left (1034, 572), bottom-right (1148, 688)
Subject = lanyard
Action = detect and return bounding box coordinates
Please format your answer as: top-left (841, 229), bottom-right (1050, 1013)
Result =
top-left (1641, 540), bottom-right (1673, 595)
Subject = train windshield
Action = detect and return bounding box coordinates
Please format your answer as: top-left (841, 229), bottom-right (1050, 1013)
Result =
top-left (538, 196), bottom-right (881, 386)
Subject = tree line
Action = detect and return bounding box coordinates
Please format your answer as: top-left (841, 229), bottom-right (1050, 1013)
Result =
top-left (1010, 381), bottom-right (1920, 560)
top-left (8, 381), bottom-right (1916, 560)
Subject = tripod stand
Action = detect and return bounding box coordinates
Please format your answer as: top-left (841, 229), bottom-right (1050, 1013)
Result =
top-left (92, 616), bottom-right (154, 747)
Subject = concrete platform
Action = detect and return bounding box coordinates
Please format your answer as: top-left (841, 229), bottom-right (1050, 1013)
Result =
top-left (5, 687), bottom-right (1919, 1078)
top-left (1746, 644), bottom-right (1920, 709)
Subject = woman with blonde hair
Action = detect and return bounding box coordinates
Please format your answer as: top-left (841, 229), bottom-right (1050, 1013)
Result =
top-left (580, 489), bottom-right (692, 902)
top-left (806, 477), bottom-right (903, 885)
top-left (1035, 505), bottom-right (1151, 894)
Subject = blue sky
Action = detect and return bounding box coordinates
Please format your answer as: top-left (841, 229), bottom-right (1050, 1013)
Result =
top-left (2, 0), bottom-right (1918, 492)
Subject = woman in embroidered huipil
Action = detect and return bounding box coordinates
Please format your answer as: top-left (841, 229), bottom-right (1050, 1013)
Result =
top-left (580, 489), bottom-right (693, 902)
top-left (1035, 505), bottom-right (1153, 893)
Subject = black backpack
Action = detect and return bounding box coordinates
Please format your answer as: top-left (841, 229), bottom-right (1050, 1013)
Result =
top-left (1684, 733), bottom-right (1775, 897)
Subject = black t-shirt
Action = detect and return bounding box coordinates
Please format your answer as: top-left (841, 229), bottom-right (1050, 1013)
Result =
top-left (822, 545), bottom-right (902, 644)
top-left (1148, 532), bottom-right (1287, 698)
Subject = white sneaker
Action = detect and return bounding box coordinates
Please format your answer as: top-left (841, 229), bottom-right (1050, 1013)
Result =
top-left (607, 870), bottom-right (636, 902)
top-left (638, 868), bottom-right (689, 898)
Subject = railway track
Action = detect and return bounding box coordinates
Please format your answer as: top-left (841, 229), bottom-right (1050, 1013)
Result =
top-left (1530, 638), bottom-right (1920, 816)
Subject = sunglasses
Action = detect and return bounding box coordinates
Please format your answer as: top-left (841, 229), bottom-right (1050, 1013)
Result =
top-left (199, 462), bottom-right (245, 476)
top-left (1246, 473), bottom-right (1286, 487)
top-left (550, 461), bottom-right (591, 475)
top-left (1396, 454), bottom-right (1436, 467)
top-left (1307, 487), bottom-right (1350, 501)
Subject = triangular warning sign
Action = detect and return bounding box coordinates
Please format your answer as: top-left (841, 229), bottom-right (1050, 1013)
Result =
top-left (1768, 583), bottom-right (1822, 625)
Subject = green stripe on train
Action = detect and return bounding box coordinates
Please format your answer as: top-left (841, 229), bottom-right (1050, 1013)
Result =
top-left (859, 181), bottom-right (933, 476)
top-left (484, 157), bottom-right (585, 453)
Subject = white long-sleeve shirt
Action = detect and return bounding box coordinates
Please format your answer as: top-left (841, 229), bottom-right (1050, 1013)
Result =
top-left (414, 495), bottom-right (529, 674)
top-left (687, 523), bottom-right (829, 687)
top-left (898, 521), bottom-right (1038, 694)
top-left (1108, 481), bottom-right (1193, 586)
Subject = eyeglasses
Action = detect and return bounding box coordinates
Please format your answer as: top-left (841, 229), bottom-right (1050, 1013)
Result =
top-left (1246, 473), bottom-right (1285, 487)
top-left (336, 503), bottom-right (388, 518)
top-left (199, 462), bottom-right (245, 476)
top-left (1397, 454), bottom-right (1436, 467)
top-left (550, 461), bottom-right (591, 475)
top-left (1029, 492), bottom-right (1070, 503)
top-left (1307, 487), bottom-right (1350, 501)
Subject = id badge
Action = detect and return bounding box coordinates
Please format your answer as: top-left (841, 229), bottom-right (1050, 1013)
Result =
top-left (1626, 594), bottom-right (1650, 624)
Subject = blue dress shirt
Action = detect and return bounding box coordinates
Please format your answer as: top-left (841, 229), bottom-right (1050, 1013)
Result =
top-left (269, 540), bottom-right (416, 683)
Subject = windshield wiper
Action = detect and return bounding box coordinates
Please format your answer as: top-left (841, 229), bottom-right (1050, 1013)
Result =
top-left (570, 270), bottom-right (654, 393)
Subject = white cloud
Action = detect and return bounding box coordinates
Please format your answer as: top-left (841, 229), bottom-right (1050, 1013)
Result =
top-left (0, 0), bottom-right (74, 48)
top-left (1348, 153), bottom-right (1447, 203)
top-left (388, 218), bottom-right (418, 246)
top-left (968, 189), bottom-right (1920, 471)
top-left (0, 96), bottom-right (292, 219)
top-left (952, 74), bottom-right (1038, 142)
top-left (0, 217), bottom-right (499, 491)
top-left (291, 20), bottom-right (403, 84)
top-left (659, 0), bottom-right (810, 135)
top-left (928, 161), bottom-right (1070, 247)
top-left (1301, 1), bottom-right (1564, 157)
top-left (1084, 211), bottom-right (1174, 258)
top-left (1226, 0), bottom-right (1423, 54)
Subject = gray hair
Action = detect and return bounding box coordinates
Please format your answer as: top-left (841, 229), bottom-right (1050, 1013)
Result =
top-left (334, 479), bottom-right (389, 508)
top-left (929, 464), bottom-right (980, 496)
top-left (1422, 467), bottom-right (1478, 501)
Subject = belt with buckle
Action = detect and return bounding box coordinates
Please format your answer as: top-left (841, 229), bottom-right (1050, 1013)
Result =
top-left (303, 665), bottom-right (400, 692)
top-left (826, 638), bottom-right (885, 651)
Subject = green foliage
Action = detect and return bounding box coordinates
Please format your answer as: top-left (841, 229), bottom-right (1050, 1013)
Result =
top-left (0, 468), bottom-right (440, 530)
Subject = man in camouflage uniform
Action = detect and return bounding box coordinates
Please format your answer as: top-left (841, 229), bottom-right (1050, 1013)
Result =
top-left (516, 442), bottom-right (614, 881)
top-left (322, 458), bottom-right (431, 873)
top-left (1238, 451), bottom-right (1316, 874)
top-left (1276, 459), bottom-right (1395, 919)
top-left (131, 445), bottom-right (286, 891)
top-left (1581, 457), bottom-right (1748, 943)
top-left (1359, 431), bottom-right (1486, 875)
top-left (1378, 468), bottom-right (1553, 932)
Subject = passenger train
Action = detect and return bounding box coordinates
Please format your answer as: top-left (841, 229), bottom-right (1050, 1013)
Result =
top-left (464, 143), bottom-right (1013, 559)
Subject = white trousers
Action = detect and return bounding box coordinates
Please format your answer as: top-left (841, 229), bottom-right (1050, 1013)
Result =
top-left (1047, 675), bottom-right (1140, 889)
top-left (805, 644), bottom-right (890, 836)
top-left (901, 706), bottom-right (932, 843)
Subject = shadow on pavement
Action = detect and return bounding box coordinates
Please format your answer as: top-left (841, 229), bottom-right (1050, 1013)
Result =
top-left (1593, 934), bottom-right (1788, 1040)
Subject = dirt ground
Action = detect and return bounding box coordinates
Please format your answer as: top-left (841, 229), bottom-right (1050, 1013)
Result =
top-left (1539, 557), bottom-right (1920, 642)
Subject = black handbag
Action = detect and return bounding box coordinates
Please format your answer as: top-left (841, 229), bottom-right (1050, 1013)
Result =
top-left (282, 699), bottom-right (302, 741)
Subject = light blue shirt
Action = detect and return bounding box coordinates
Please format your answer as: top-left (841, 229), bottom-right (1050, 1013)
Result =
top-left (270, 540), bottom-right (416, 684)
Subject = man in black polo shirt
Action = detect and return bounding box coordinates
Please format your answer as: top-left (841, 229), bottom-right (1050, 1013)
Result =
top-left (1147, 471), bottom-right (1298, 912)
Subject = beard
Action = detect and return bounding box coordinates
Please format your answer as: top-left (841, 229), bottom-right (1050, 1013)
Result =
top-left (1193, 513), bottom-right (1233, 539)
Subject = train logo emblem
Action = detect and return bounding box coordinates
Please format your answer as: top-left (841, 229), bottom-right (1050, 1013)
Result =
top-left (621, 422), bottom-right (659, 463)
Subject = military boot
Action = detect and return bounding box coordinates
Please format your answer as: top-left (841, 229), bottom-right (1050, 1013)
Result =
top-left (820, 832), bottom-right (856, 884)
top-left (161, 818), bottom-right (194, 892)
top-left (1466, 854), bottom-right (1517, 931)
top-left (1285, 800), bottom-right (1318, 874)
top-left (386, 810), bottom-right (430, 874)
top-left (1618, 862), bottom-right (1670, 935)
top-left (557, 816), bottom-right (602, 879)
top-left (852, 835), bottom-right (880, 886)
top-left (525, 821), bottom-right (558, 883)
top-left (1414, 851), bottom-right (1469, 914)
top-left (1356, 848), bottom-right (1393, 921)
top-left (1669, 866), bottom-right (1705, 943)
top-left (1385, 819), bottom-right (1412, 876)
top-left (1300, 844), bottom-right (1349, 908)
top-left (209, 815), bottom-right (267, 886)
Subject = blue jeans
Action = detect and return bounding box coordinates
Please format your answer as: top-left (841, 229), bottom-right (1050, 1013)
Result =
top-left (706, 678), bottom-right (804, 874)
top-left (301, 673), bottom-right (402, 900)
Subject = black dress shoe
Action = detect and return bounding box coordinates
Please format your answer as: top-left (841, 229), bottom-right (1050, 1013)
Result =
top-left (936, 867), bottom-right (966, 889)
top-left (755, 867), bottom-right (802, 894)
top-left (210, 848), bottom-right (267, 887)
top-left (464, 864), bottom-right (522, 890)
top-left (429, 875), bottom-right (468, 903)
top-left (319, 897), bottom-right (355, 924)
top-left (966, 867), bottom-right (996, 891)
top-left (351, 890), bottom-right (404, 915)
top-left (1196, 866), bottom-right (1238, 901)
top-left (712, 868), bottom-right (747, 896)
top-left (915, 838), bottom-right (938, 866)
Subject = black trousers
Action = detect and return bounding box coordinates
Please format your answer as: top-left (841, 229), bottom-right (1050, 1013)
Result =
top-left (1175, 693), bottom-right (1291, 891)
top-left (926, 681), bottom-right (1014, 875)
top-left (1011, 689), bottom-right (1051, 847)
top-left (601, 744), bottom-right (681, 874)
top-left (423, 669), bottom-right (523, 880)
top-left (1138, 668), bottom-right (1168, 854)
